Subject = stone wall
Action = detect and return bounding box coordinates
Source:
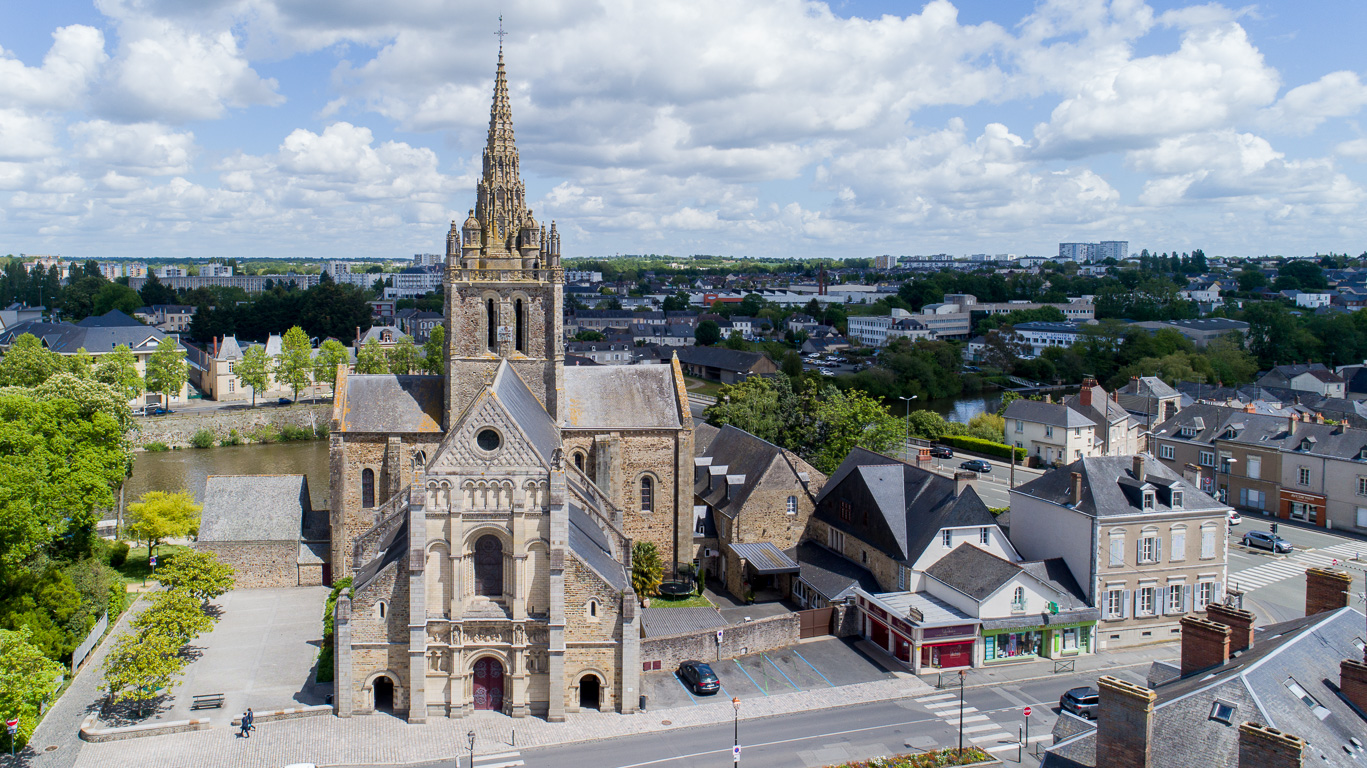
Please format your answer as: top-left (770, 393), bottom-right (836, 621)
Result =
top-left (133, 404), bottom-right (331, 449)
top-left (640, 612), bottom-right (800, 672)
top-left (195, 541), bottom-right (297, 589)
top-left (346, 559), bottom-right (411, 716)
top-left (563, 553), bottom-right (624, 713)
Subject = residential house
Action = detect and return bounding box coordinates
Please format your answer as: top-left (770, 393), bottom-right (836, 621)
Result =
top-left (787, 314), bottom-right (819, 334)
top-left (1004, 397), bottom-right (1098, 465)
top-left (1009, 455), bottom-right (1231, 649)
top-left (0, 303), bottom-right (43, 332)
top-left (398, 310), bottom-right (443, 343)
top-left (674, 346), bottom-right (778, 384)
top-left (1149, 403), bottom-right (1242, 497)
top-left (1210, 413), bottom-right (1288, 516)
top-left (692, 425), bottom-right (824, 601)
top-left (1063, 378), bottom-right (1143, 456)
top-left (1179, 280), bottom-right (1223, 305)
top-left (354, 325), bottom-right (409, 353)
top-left (194, 334), bottom-right (293, 402)
top-left (1275, 420), bottom-right (1367, 532)
top-left (809, 448), bottom-right (1097, 671)
top-left (1281, 289), bottom-right (1333, 309)
top-left (1043, 569), bottom-right (1366, 768)
top-left (565, 340), bottom-right (635, 365)
top-left (1116, 376), bottom-right (1183, 432)
top-left (1257, 363), bottom-right (1346, 398)
top-left (633, 323), bottom-right (695, 347)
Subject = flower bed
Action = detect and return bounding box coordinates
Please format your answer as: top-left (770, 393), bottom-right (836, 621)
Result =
top-left (825, 748), bottom-right (994, 767)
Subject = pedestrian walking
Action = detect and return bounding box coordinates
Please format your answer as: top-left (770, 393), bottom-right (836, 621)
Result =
top-left (245, 708), bottom-right (254, 736)
top-left (239, 708), bottom-right (254, 738)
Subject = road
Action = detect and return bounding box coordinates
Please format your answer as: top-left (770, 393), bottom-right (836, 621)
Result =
top-left (1224, 516), bottom-right (1367, 625)
top-left (340, 666), bottom-right (1143, 768)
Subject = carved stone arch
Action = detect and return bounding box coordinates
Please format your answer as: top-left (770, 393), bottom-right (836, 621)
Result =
top-left (362, 669), bottom-right (405, 713)
top-left (572, 667), bottom-right (610, 712)
top-left (524, 540), bottom-right (550, 615)
top-left (467, 651), bottom-right (509, 712)
top-left (425, 541), bottom-right (452, 617)
top-left (634, 471), bottom-right (660, 514)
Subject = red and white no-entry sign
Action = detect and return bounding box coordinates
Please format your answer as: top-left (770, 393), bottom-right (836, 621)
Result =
top-left (1023, 706), bottom-right (1032, 717)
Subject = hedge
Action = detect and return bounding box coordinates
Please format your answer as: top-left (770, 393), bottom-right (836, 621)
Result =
top-left (938, 434), bottom-right (1026, 461)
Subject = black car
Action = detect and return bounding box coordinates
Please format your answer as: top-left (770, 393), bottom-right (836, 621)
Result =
top-left (677, 660), bottom-right (721, 695)
top-left (1060, 686), bottom-right (1098, 719)
top-left (959, 459), bottom-right (991, 473)
top-left (929, 445), bottom-right (954, 459)
top-left (278, 397), bottom-right (294, 405)
top-left (1241, 530), bottom-right (1293, 553)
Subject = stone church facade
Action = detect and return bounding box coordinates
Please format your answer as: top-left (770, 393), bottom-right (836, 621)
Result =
top-left (329, 50), bottom-right (694, 723)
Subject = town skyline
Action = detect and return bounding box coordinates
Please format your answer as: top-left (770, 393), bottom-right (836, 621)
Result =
top-left (2, 1), bottom-right (1366, 261)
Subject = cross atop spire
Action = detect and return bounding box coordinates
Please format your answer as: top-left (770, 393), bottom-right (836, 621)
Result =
top-left (496, 15), bottom-right (507, 52)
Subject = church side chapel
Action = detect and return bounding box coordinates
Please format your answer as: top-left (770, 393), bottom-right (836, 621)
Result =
top-left (327, 46), bottom-right (695, 722)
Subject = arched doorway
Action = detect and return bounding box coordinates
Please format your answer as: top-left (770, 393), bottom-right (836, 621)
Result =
top-left (373, 676), bottom-right (395, 712)
top-left (474, 535), bottom-right (503, 597)
top-left (472, 658), bottom-right (504, 711)
top-left (579, 674), bottom-right (601, 710)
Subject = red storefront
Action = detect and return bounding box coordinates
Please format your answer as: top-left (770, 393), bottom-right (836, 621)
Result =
top-left (1279, 489), bottom-right (1325, 526)
top-left (856, 592), bottom-right (979, 669)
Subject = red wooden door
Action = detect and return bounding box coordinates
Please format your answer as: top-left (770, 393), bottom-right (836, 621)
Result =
top-left (870, 619), bottom-right (888, 649)
top-left (472, 658), bottom-right (504, 711)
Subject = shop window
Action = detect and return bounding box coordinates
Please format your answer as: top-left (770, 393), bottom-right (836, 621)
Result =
top-left (985, 630), bottom-right (1041, 661)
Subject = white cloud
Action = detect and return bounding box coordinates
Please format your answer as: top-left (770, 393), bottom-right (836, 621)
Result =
top-left (1258, 71), bottom-right (1367, 135)
top-left (0, 25), bottom-right (108, 109)
top-left (100, 21), bottom-right (283, 122)
top-left (0, 110), bottom-right (59, 161)
top-left (1337, 138), bottom-right (1367, 161)
top-left (69, 120), bottom-right (196, 175)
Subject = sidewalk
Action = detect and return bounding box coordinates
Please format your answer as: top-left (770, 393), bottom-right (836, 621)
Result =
top-left (917, 642), bottom-right (1178, 691)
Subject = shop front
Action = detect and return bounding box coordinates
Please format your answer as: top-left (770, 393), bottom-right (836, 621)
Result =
top-left (1279, 489), bottom-right (1325, 526)
top-left (919, 622), bottom-right (977, 670)
top-left (982, 619), bottom-right (1095, 664)
top-left (854, 589), bottom-right (981, 673)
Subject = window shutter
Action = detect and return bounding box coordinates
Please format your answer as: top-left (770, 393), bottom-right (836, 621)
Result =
top-left (1183, 585), bottom-right (1192, 614)
top-left (1156, 538), bottom-right (1162, 563)
top-left (1136, 539), bottom-right (1143, 563)
top-left (1157, 590), bottom-right (1166, 616)
top-left (1213, 582), bottom-right (1223, 604)
top-left (1239, 487), bottom-right (1247, 505)
top-left (1120, 589), bottom-right (1130, 619)
top-left (1172, 532), bottom-right (1185, 559)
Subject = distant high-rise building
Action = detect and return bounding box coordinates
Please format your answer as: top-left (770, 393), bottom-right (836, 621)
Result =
top-left (874, 255), bottom-right (897, 270)
top-left (1058, 242), bottom-right (1095, 262)
top-left (1097, 241), bottom-right (1128, 262)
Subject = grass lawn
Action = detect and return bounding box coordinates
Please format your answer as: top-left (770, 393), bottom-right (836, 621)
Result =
top-left (113, 543), bottom-right (193, 584)
top-left (684, 376), bottom-right (725, 398)
top-left (650, 593), bottom-right (714, 609)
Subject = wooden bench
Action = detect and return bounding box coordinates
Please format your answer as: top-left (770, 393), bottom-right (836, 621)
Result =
top-left (191, 694), bottom-right (225, 711)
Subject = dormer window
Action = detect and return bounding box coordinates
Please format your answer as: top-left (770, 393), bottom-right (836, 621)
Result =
top-left (1142, 491), bottom-right (1155, 509)
top-left (1170, 491), bottom-right (1183, 508)
top-left (1180, 426), bottom-right (1197, 438)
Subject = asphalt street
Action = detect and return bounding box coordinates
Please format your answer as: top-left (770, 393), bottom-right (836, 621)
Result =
top-left (340, 666), bottom-right (1149, 768)
top-left (1225, 516), bottom-right (1367, 625)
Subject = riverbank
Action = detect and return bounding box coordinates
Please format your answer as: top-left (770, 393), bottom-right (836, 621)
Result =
top-left (132, 403), bottom-right (331, 450)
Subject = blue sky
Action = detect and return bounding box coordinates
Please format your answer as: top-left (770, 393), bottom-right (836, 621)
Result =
top-left (1, 1), bottom-right (1365, 262)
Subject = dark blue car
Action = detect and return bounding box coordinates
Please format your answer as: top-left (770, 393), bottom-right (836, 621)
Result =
top-left (678, 660), bottom-right (721, 695)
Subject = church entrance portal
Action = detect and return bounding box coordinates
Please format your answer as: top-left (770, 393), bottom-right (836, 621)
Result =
top-left (579, 674), bottom-right (601, 710)
top-left (474, 535), bottom-right (503, 597)
top-left (373, 675), bottom-right (395, 712)
top-left (473, 658), bottom-right (505, 711)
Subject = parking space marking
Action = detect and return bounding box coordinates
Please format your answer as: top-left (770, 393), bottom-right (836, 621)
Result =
top-left (672, 673), bottom-right (699, 706)
top-left (762, 653), bottom-right (802, 692)
top-left (732, 658), bottom-right (770, 696)
top-left (791, 649), bottom-right (835, 687)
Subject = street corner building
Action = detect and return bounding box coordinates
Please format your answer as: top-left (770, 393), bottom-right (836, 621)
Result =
top-left (327, 49), bottom-right (694, 722)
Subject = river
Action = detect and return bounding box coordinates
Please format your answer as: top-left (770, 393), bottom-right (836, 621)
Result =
top-left (890, 392), bottom-right (1003, 424)
top-left (127, 440), bottom-right (332, 506)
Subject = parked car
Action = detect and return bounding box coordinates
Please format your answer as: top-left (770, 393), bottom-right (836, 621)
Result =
top-left (277, 397), bottom-right (293, 405)
top-left (677, 660), bottom-right (721, 695)
top-left (1241, 530), bottom-right (1292, 553)
top-left (928, 445), bottom-right (954, 459)
top-left (1227, 511), bottom-right (1242, 526)
top-left (1059, 686), bottom-right (1098, 720)
top-left (148, 406), bottom-right (172, 416)
top-left (820, 368), bottom-right (835, 377)
top-left (959, 459), bottom-right (992, 473)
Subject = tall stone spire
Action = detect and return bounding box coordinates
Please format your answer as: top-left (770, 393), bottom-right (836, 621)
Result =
top-left (475, 46), bottom-right (526, 256)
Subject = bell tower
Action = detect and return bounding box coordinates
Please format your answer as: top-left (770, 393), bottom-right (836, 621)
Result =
top-left (443, 46), bottom-right (564, 428)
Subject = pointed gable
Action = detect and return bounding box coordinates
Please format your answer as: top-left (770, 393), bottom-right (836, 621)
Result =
top-left (428, 361), bottom-right (559, 472)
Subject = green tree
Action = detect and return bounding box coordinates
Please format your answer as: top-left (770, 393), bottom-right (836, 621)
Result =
top-left (235, 344), bottom-right (271, 407)
top-left (386, 335), bottom-right (420, 375)
top-left (419, 325), bottom-right (445, 375)
top-left (355, 338), bottom-right (389, 374)
top-left (965, 412), bottom-right (1006, 442)
top-left (132, 590), bottom-right (215, 645)
top-left (0, 333), bottom-right (62, 387)
top-left (573, 330), bottom-right (605, 342)
top-left (138, 272), bottom-right (177, 306)
top-left (144, 337), bottom-right (187, 408)
top-left (91, 282), bottom-right (142, 316)
top-left (101, 630), bottom-right (185, 713)
top-left (0, 626), bottom-right (65, 748)
top-left (662, 291), bottom-right (690, 312)
top-left (314, 338), bottom-right (351, 391)
top-left (631, 541), bottom-right (663, 598)
top-left (906, 410), bottom-right (950, 440)
top-left (1204, 336), bottom-right (1259, 385)
top-left (274, 325), bottom-right (313, 401)
top-left (125, 490), bottom-right (201, 560)
top-left (780, 350), bottom-right (804, 378)
top-left (806, 387), bottom-right (902, 474)
top-left (154, 550), bottom-right (236, 602)
top-left (695, 320), bottom-right (722, 346)
top-left (703, 375), bottom-right (799, 447)
top-left (93, 344), bottom-right (144, 402)
top-left (722, 331), bottom-right (747, 350)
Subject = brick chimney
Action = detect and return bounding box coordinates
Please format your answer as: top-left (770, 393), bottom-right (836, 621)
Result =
top-left (954, 471), bottom-right (977, 498)
top-left (1096, 676), bottom-right (1156, 768)
top-left (1180, 615), bottom-right (1231, 676)
top-left (1237, 723), bottom-right (1306, 768)
top-left (1341, 659), bottom-right (1367, 713)
top-left (1079, 378), bottom-right (1098, 407)
top-left (1305, 567), bottom-right (1351, 616)
top-left (1132, 455), bottom-right (1145, 480)
top-left (1245, 402), bottom-right (1256, 414)
top-left (1069, 472), bottom-right (1083, 506)
top-left (1206, 603), bottom-right (1255, 654)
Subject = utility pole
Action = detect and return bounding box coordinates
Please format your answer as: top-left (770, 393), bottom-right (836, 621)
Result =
top-left (957, 670), bottom-right (966, 757)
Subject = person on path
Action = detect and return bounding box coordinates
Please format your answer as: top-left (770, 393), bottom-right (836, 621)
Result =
top-left (239, 708), bottom-right (253, 738)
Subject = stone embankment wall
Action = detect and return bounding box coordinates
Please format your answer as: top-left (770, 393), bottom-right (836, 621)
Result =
top-left (133, 404), bottom-right (331, 449)
top-left (640, 612), bottom-right (799, 670)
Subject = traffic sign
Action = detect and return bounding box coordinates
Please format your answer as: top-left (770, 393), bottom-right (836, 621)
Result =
top-left (733, 745), bottom-right (742, 762)
top-left (716, 630), bottom-right (724, 643)
top-left (1023, 706), bottom-right (1031, 717)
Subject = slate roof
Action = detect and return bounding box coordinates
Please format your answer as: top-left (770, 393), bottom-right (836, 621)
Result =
top-left (567, 503), bottom-right (627, 591)
top-left (695, 425), bottom-right (791, 519)
top-left (0, 318), bottom-right (176, 354)
top-left (640, 606), bottom-right (728, 638)
top-left (694, 422), bottom-right (720, 456)
top-left (674, 345), bottom-right (775, 373)
top-left (562, 364), bottom-right (682, 430)
top-left (1012, 454), bottom-right (1226, 518)
top-left (337, 374), bottom-right (443, 433)
top-left (1044, 608), bottom-right (1367, 768)
top-left (491, 362), bottom-right (559, 462)
top-left (814, 447), bottom-right (994, 563)
top-left (794, 542), bottom-right (881, 602)
top-left (1003, 398), bottom-right (1094, 429)
top-left (198, 475), bottom-right (311, 543)
top-left (76, 309), bottom-right (143, 327)
top-left (924, 544), bottom-right (1022, 600)
top-left (353, 515), bottom-right (407, 592)
top-left (357, 326), bottom-right (410, 344)
top-left (1151, 403), bottom-right (1240, 445)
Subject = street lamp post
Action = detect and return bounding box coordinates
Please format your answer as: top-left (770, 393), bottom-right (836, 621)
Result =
top-left (732, 696), bottom-right (741, 765)
top-left (467, 730), bottom-right (475, 768)
top-left (957, 669), bottom-right (966, 757)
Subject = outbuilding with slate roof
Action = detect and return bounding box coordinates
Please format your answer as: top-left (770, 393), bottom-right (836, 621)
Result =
top-left (195, 474), bottom-right (326, 588)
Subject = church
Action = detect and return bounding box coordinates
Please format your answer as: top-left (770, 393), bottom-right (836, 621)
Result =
top-left (328, 49), bottom-right (694, 722)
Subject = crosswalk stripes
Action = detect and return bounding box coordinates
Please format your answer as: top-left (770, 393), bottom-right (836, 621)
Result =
top-left (1230, 543), bottom-right (1362, 593)
top-left (912, 692), bottom-right (1017, 752)
top-left (472, 749), bottom-right (524, 768)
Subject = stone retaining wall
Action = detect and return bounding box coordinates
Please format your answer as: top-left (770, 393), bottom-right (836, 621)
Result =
top-left (134, 404), bottom-right (331, 449)
top-left (79, 713), bottom-right (213, 742)
top-left (640, 612), bottom-right (799, 670)
top-left (229, 704), bottom-right (333, 726)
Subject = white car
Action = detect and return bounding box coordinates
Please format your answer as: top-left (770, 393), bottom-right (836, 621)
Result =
top-left (820, 368), bottom-right (835, 377)
top-left (1228, 511), bottom-right (1242, 526)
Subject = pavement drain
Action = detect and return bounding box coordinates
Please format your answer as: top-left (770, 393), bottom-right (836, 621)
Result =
top-left (661, 720), bottom-right (672, 725)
